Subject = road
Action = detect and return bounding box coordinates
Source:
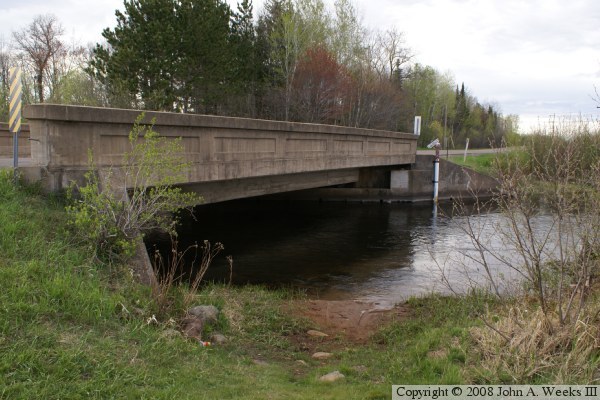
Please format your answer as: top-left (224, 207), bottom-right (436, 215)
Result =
top-left (417, 148), bottom-right (502, 157)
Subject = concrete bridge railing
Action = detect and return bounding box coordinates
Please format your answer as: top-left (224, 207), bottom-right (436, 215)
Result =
top-left (0, 123), bottom-right (30, 158)
top-left (20, 104), bottom-right (417, 202)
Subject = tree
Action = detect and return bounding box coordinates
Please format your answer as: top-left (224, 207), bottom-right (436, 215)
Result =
top-left (453, 83), bottom-right (470, 139)
top-left (256, 0), bottom-right (301, 120)
top-left (89, 0), bottom-right (181, 111)
top-left (372, 28), bottom-right (412, 83)
top-left (178, 0), bottom-right (233, 114)
top-left (230, 0), bottom-right (261, 116)
top-left (402, 64), bottom-right (445, 142)
top-left (12, 15), bottom-right (65, 103)
top-left (296, 0), bottom-right (330, 47)
top-left (51, 69), bottom-right (104, 106)
top-left (0, 38), bottom-right (12, 121)
top-left (331, 0), bottom-right (367, 69)
top-left (291, 45), bottom-right (351, 123)
top-left (90, 0), bottom-right (238, 114)
top-left (276, 1), bottom-right (305, 120)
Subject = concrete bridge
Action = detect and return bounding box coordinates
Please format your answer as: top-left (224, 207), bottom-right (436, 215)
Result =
top-left (3, 104), bottom-right (420, 203)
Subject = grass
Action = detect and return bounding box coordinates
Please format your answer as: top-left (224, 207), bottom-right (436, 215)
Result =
top-left (448, 153), bottom-right (497, 176)
top-left (0, 169), bottom-right (597, 398)
top-left (448, 150), bottom-right (530, 178)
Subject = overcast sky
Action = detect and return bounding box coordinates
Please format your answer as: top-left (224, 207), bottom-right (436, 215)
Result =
top-left (1, 0), bottom-right (599, 133)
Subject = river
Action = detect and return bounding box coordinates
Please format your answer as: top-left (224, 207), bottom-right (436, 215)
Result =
top-left (147, 199), bottom-right (551, 304)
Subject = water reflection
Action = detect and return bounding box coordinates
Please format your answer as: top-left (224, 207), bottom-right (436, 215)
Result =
top-left (147, 199), bottom-right (549, 304)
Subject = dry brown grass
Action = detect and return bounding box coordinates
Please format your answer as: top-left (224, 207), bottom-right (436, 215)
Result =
top-left (471, 303), bottom-right (600, 383)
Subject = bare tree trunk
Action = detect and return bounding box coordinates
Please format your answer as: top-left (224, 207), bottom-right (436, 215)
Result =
top-left (36, 73), bottom-right (44, 103)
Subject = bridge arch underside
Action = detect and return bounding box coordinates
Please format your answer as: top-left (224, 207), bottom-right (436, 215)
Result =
top-left (178, 165), bottom-right (406, 204)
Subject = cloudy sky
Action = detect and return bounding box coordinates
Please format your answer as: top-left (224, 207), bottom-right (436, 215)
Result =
top-left (1, 0), bottom-right (599, 133)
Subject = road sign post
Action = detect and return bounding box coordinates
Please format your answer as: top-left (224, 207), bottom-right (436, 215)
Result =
top-left (9, 67), bottom-right (22, 181)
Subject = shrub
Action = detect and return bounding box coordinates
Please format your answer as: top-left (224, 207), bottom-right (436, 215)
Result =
top-left (67, 113), bottom-right (200, 263)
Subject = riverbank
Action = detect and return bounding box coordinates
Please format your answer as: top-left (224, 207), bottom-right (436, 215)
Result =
top-left (1, 170), bottom-right (597, 398)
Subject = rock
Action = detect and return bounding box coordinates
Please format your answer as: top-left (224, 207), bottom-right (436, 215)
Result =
top-left (296, 360), bottom-right (308, 366)
top-left (307, 329), bottom-right (328, 337)
top-left (188, 305), bottom-right (219, 325)
top-left (252, 359), bottom-right (269, 366)
top-left (311, 352), bottom-right (333, 360)
top-left (181, 317), bottom-right (204, 340)
top-left (210, 333), bottom-right (228, 345)
top-left (319, 371), bottom-right (345, 382)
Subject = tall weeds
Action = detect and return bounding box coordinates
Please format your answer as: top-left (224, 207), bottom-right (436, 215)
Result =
top-left (452, 117), bottom-right (600, 382)
top-left (151, 238), bottom-right (227, 316)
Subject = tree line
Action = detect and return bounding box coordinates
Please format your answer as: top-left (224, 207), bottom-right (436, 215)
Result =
top-left (0, 0), bottom-right (519, 148)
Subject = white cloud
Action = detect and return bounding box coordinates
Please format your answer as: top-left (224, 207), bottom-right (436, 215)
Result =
top-left (353, 0), bottom-right (600, 131)
top-left (0, 0), bottom-right (123, 45)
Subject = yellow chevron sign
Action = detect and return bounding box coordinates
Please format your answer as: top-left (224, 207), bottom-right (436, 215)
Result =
top-left (9, 67), bottom-right (22, 134)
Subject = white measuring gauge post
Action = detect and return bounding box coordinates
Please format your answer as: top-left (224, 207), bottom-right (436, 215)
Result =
top-left (427, 138), bottom-right (441, 203)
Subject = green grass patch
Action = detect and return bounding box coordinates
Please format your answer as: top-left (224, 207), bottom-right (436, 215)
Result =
top-left (448, 150), bottom-right (530, 178)
top-left (448, 154), bottom-right (497, 176)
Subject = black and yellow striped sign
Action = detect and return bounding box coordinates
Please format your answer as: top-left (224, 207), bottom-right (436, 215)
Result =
top-left (9, 67), bottom-right (22, 134)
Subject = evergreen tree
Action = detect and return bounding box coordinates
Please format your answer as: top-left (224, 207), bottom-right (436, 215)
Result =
top-left (89, 0), bottom-right (180, 110)
top-left (89, 0), bottom-right (236, 113)
top-left (453, 82), bottom-right (470, 140)
top-left (178, 0), bottom-right (233, 114)
top-left (230, 0), bottom-right (264, 116)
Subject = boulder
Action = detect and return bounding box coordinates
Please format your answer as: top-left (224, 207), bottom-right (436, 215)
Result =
top-left (210, 333), bottom-right (228, 345)
top-left (188, 305), bottom-right (219, 325)
top-left (181, 317), bottom-right (204, 340)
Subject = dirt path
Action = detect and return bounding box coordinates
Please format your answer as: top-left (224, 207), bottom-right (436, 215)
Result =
top-left (289, 299), bottom-right (411, 343)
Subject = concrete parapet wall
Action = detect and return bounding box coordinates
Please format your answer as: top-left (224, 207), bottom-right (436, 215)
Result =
top-left (23, 104), bottom-right (417, 193)
top-left (0, 123), bottom-right (31, 158)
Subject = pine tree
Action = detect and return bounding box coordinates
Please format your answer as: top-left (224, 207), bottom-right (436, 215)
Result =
top-left (89, 0), bottom-right (236, 113)
top-left (89, 0), bottom-right (180, 110)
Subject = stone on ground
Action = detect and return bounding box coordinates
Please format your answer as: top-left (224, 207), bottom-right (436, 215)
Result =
top-left (319, 371), bottom-right (345, 382)
top-left (311, 352), bottom-right (333, 360)
top-left (188, 305), bottom-right (219, 325)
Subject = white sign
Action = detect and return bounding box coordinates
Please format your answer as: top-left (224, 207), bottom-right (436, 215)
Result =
top-left (414, 116), bottom-right (421, 136)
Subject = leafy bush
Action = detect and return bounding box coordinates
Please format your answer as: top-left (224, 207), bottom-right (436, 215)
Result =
top-left (67, 113), bottom-right (200, 263)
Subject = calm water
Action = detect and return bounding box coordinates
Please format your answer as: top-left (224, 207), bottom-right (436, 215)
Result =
top-left (148, 199), bottom-right (548, 304)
